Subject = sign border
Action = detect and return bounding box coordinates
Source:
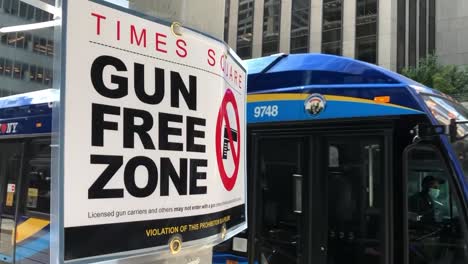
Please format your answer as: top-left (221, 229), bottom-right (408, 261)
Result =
top-left (54, 0), bottom-right (248, 263)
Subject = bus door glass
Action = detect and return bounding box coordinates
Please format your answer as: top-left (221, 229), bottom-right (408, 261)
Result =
top-left (405, 144), bottom-right (468, 264)
top-left (0, 142), bottom-right (24, 263)
top-left (252, 132), bottom-right (389, 264)
top-left (253, 136), bottom-right (307, 264)
top-left (319, 135), bottom-right (388, 264)
top-left (15, 138), bottom-right (51, 263)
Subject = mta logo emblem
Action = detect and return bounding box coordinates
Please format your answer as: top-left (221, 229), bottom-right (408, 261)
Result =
top-left (305, 94), bottom-right (326, 115)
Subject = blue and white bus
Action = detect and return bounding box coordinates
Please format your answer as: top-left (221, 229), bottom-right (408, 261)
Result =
top-left (0, 89), bottom-right (56, 263)
top-left (215, 53), bottom-right (468, 264)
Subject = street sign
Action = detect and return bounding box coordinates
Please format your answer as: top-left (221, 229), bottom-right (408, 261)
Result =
top-left (60, 0), bottom-right (246, 262)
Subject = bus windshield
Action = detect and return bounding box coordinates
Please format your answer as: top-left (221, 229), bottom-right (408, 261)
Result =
top-left (421, 94), bottom-right (468, 180)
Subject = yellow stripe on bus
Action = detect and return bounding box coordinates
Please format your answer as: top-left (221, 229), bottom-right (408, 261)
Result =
top-left (247, 93), bottom-right (309, 102)
top-left (247, 93), bottom-right (418, 111)
top-left (15, 218), bottom-right (49, 244)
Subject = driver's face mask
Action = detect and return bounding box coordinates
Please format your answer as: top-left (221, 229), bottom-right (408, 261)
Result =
top-left (428, 188), bottom-right (440, 200)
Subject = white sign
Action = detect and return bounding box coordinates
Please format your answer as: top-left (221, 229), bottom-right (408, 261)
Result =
top-left (7, 184), bottom-right (15, 193)
top-left (62, 0), bottom-right (246, 261)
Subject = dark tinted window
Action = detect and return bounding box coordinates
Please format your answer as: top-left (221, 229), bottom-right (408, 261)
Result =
top-left (290, 0), bottom-right (310, 53)
top-left (0, 58), bottom-right (4, 75)
top-left (408, 0), bottom-right (417, 67)
top-left (4, 59), bottom-right (11, 77)
top-left (356, 0), bottom-right (378, 64)
top-left (25, 139), bottom-right (51, 215)
top-left (397, 0), bottom-right (406, 72)
top-left (428, 0), bottom-right (435, 53)
top-left (224, 0), bottom-right (230, 42)
top-left (419, 0), bottom-right (427, 59)
top-left (237, 0), bottom-right (254, 59)
top-left (3, 0), bottom-right (10, 13)
top-left (10, 0), bottom-right (17, 15)
top-left (322, 0), bottom-right (342, 55)
top-left (27, 4), bottom-right (34, 20)
top-left (262, 0), bottom-right (281, 56)
top-left (19, 2), bottom-right (26, 17)
top-left (13, 62), bottom-right (21, 79)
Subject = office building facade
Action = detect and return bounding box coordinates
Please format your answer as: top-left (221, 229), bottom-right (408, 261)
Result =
top-left (436, 0), bottom-right (468, 67)
top-left (225, 0), bottom-right (438, 72)
top-left (0, 0), bottom-right (55, 97)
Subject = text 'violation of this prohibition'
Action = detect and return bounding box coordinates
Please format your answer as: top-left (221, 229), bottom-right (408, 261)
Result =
top-left (145, 215), bottom-right (231, 237)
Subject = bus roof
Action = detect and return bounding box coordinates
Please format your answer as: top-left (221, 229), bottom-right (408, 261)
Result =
top-left (0, 89), bottom-right (57, 136)
top-left (0, 89), bottom-right (58, 109)
top-left (244, 54), bottom-right (443, 123)
top-left (245, 53), bottom-right (439, 95)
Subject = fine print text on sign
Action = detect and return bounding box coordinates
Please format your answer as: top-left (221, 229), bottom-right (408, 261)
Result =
top-left (62, 0), bottom-right (246, 261)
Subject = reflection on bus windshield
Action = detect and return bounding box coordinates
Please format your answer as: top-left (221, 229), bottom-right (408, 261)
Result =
top-left (422, 95), bottom-right (468, 181)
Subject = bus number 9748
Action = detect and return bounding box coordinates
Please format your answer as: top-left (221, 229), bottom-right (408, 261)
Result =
top-left (253, 105), bottom-right (278, 118)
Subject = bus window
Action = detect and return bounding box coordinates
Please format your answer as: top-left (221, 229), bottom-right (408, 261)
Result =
top-left (325, 138), bottom-right (385, 264)
top-left (406, 145), bottom-right (468, 264)
top-left (255, 137), bottom-right (306, 264)
top-left (24, 138), bottom-right (51, 216)
top-left (0, 142), bottom-right (24, 263)
top-left (420, 94), bottom-right (468, 181)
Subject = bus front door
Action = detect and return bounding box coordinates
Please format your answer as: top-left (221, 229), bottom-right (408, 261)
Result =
top-left (0, 142), bottom-right (24, 263)
top-left (251, 132), bottom-right (390, 264)
top-left (251, 136), bottom-right (307, 264)
top-left (320, 135), bottom-right (388, 264)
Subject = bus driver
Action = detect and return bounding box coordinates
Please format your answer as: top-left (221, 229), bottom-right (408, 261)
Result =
top-left (409, 175), bottom-right (446, 226)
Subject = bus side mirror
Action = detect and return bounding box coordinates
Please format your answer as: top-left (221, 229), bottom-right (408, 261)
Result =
top-left (449, 119), bottom-right (468, 143)
top-left (293, 174), bottom-right (302, 214)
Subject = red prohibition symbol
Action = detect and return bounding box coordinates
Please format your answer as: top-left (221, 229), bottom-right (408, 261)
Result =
top-left (216, 89), bottom-right (241, 191)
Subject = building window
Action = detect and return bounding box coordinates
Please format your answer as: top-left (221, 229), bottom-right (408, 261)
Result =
top-left (16, 32), bottom-right (25, 48)
top-left (25, 33), bottom-right (32, 49)
top-left (33, 36), bottom-right (49, 54)
top-left (428, 0), bottom-right (435, 54)
top-left (224, 0), bottom-right (230, 43)
top-left (290, 0), bottom-right (310, 53)
top-left (29, 65), bottom-right (36, 81)
top-left (4, 59), bottom-right (12, 77)
top-left (237, 0), bottom-right (255, 59)
top-left (419, 0), bottom-right (427, 59)
top-left (27, 4), bottom-right (34, 20)
top-left (408, 0), bottom-right (417, 67)
top-left (47, 40), bottom-right (54, 56)
top-left (44, 69), bottom-right (52, 86)
top-left (322, 0), bottom-right (343, 55)
top-left (36, 67), bottom-right (43, 84)
top-left (356, 0), bottom-right (378, 64)
top-left (13, 62), bottom-right (22, 79)
top-left (19, 1), bottom-right (26, 18)
top-left (7, 33), bottom-right (17, 47)
top-left (262, 0), bottom-right (281, 56)
top-left (10, 0), bottom-right (18, 15)
top-left (0, 58), bottom-right (4, 75)
top-left (35, 8), bottom-right (42, 22)
top-left (3, 0), bottom-right (11, 13)
top-left (397, 0), bottom-right (406, 72)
